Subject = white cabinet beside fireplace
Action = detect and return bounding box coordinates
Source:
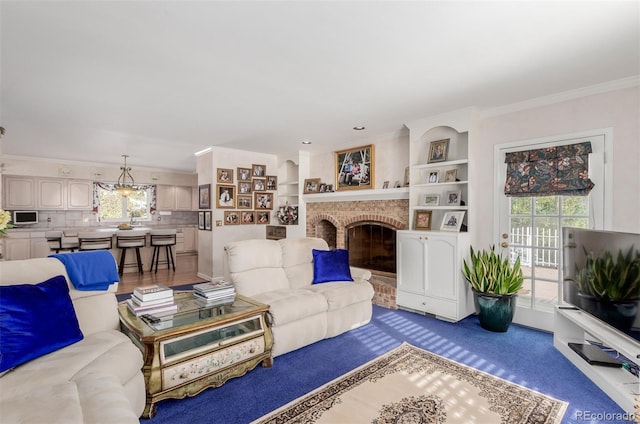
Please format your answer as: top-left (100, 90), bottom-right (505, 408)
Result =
top-left (396, 230), bottom-right (474, 322)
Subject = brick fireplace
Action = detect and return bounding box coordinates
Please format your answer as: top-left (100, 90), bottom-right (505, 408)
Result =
top-left (305, 198), bottom-right (409, 309)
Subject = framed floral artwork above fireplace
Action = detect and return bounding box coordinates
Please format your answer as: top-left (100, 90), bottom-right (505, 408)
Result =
top-left (335, 144), bottom-right (374, 191)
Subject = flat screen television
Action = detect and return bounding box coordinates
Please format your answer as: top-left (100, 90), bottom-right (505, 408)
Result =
top-left (562, 227), bottom-right (640, 344)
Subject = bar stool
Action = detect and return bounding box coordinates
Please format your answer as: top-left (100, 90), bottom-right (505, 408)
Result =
top-left (149, 229), bottom-right (176, 273)
top-left (77, 232), bottom-right (113, 251)
top-left (116, 230), bottom-right (147, 276)
top-left (45, 231), bottom-right (79, 253)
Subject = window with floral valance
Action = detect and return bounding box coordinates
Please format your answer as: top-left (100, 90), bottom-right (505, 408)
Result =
top-left (504, 141), bottom-right (595, 197)
top-left (92, 183), bottom-right (157, 221)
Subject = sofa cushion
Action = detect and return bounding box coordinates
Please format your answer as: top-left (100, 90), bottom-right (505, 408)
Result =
top-left (312, 249), bottom-right (354, 284)
top-left (308, 281), bottom-right (375, 310)
top-left (280, 237), bottom-right (328, 289)
top-left (252, 289), bottom-right (327, 326)
top-left (0, 275), bottom-right (83, 373)
top-left (0, 373), bottom-right (139, 424)
top-left (0, 330), bottom-right (142, 400)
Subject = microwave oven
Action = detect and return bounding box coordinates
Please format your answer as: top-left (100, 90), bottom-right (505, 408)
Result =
top-left (12, 210), bottom-right (39, 225)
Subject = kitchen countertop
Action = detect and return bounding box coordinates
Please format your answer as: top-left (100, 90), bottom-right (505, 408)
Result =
top-left (4, 224), bottom-right (196, 236)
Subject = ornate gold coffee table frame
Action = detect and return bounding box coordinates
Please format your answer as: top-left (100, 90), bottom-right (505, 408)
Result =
top-left (118, 292), bottom-right (273, 418)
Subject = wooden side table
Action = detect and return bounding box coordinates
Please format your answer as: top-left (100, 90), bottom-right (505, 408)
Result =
top-left (118, 292), bottom-right (273, 418)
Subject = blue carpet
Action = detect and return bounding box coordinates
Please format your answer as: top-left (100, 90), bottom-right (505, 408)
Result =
top-left (128, 286), bottom-right (629, 423)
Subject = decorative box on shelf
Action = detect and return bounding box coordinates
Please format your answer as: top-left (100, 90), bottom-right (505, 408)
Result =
top-left (266, 225), bottom-right (286, 240)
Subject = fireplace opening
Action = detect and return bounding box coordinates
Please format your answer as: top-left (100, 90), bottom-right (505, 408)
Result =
top-left (346, 222), bottom-right (396, 274)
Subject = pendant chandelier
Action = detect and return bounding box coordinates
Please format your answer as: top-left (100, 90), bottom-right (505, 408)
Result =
top-left (115, 155), bottom-right (135, 197)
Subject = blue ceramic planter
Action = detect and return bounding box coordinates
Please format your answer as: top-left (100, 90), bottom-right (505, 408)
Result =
top-left (472, 289), bottom-right (517, 332)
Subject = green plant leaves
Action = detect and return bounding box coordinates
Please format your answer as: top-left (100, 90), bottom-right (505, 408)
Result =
top-left (462, 245), bottom-right (524, 295)
top-left (575, 246), bottom-right (640, 300)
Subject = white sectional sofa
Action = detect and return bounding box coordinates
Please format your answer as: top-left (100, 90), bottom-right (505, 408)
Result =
top-left (224, 237), bottom-right (374, 357)
top-left (0, 257), bottom-right (145, 423)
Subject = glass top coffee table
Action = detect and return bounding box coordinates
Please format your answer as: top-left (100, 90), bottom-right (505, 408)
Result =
top-left (118, 291), bottom-right (273, 418)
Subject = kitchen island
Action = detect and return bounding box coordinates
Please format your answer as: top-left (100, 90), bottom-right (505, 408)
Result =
top-left (0, 225), bottom-right (197, 270)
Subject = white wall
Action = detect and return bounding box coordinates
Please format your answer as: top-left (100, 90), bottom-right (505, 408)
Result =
top-left (308, 127), bottom-right (410, 189)
top-left (473, 85), bottom-right (640, 248)
top-left (196, 146), bottom-right (278, 280)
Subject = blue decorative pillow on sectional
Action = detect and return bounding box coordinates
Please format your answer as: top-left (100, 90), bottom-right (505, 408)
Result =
top-left (0, 275), bottom-right (83, 373)
top-left (312, 248), bottom-right (354, 284)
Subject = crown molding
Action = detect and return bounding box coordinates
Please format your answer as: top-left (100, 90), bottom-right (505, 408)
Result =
top-left (480, 76), bottom-right (640, 119)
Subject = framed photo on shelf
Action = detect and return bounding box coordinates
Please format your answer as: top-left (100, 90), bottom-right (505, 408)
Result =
top-left (204, 211), bottom-right (212, 230)
top-left (237, 167), bottom-right (252, 182)
top-left (252, 164), bottom-right (266, 177)
top-left (445, 190), bottom-right (462, 206)
top-left (198, 184), bottom-right (211, 209)
top-left (404, 166), bottom-right (410, 186)
top-left (256, 211), bottom-right (270, 224)
top-left (414, 210), bottom-right (433, 231)
top-left (382, 181), bottom-right (389, 189)
top-left (335, 144), bottom-right (374, 191)
top-left (237, 194), bottom-right (252, 209)
top-left (198, 211), bottom-right (205, 230)
top-left (440, 211), bottom-right (465, 232)
top-left (444, 169), bottom-right (457, 183)
top-left (318, 183), bottom-right (327, 193)
top-left (422, 194), bottom-right (440, 206)
top-left (224, 211), bottom-right (239, 225)
top-left (304, 178), bottom-right (321, 193)
top-left (254, 192), bottom-right (273, 209)
top-left (216, 184), bottom-right (236, 209)
top-left (427, 170), bottom-right (440, 184)
top-left (241, 211), bottom-right (255, 224)
top-left (217, 168), bottom-right (233, 183)
top-left (427, 139), bottom-right (449, 163)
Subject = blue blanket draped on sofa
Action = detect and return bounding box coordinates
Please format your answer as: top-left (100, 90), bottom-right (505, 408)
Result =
top-left (50, 251), bottom-right (120, 291)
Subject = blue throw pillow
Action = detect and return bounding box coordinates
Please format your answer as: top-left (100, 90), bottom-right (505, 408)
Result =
top-left (0, 275), bottom-right (83, 373)
top-left (312, 248), bottom-right (354, 284)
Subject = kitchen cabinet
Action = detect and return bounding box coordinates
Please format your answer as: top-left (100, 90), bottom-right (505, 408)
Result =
top-left (182, 227), bottom-right (196, 252)
top-left (157, 185), bottom-right (194, 211)
top-left (30, 236), bottom-right (51, 258)
top-left (37, 178), bottom-right (66, 209)
top-left (396, 230), bottom-right (474, 322)
top-left (175, 186), bottom-right (193, 211)
top-left (3, 176), bottom-right (36, 209)
top-left (3, 236), bottom-right (31, 260)
top-left (67, 180), bottom-right (93, 210)
top-left (156, 185), bottom-right (176, 211)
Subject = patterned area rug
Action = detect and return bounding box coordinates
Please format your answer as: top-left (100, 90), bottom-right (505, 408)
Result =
top-left (253, 342), bottom-right (567, 424)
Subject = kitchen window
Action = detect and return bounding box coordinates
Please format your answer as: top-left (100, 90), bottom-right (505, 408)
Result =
top-left (94, 183), bottom-right (156, 223)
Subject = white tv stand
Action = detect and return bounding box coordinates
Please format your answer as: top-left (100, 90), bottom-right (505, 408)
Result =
top-left (554, 306), bottom-right (640, 414)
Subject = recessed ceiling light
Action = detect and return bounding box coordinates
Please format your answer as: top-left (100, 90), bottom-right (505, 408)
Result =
top-left (353, 126), bottom-right (365, 131)
top-left (301, 140), bottom-right (312, 145)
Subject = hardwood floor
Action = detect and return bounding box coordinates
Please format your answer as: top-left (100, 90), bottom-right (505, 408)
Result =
top-left (116, 253), bottom-right (202, 294)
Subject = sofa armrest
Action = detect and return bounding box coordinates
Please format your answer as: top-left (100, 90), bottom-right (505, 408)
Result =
top-left (350, 266), bottom-right (371, 281)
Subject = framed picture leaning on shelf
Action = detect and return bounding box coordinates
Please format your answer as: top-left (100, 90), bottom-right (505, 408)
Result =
top-left (445, 190), bottom-right (462, 206)
top-left (414, 210), bottom-right (432, 230)
top-left (304, 178), bottom-right (321, 193)
top-left (440, 211), bottom-right (465, 232)
top-left (335, 144), bottom-right (374, 191)
top-left (422, 194), bottom-right (440, 206)
top-left (444, 169), bottom-right (457, 183)
top-left (427, 139), bottom-right (449, 163)
top-left (427, 170), bottom-right (440, 184)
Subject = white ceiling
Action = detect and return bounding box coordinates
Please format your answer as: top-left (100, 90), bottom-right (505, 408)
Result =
top-left (1, 1), bottom-right (638, 172)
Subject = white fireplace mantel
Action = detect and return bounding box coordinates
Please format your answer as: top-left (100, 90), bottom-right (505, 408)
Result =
top-left (303, 187), bottom-right (409, 203)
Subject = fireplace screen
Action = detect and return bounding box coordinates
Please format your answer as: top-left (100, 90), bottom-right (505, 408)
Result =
top-left (346, 223), bottom-right (396, 273)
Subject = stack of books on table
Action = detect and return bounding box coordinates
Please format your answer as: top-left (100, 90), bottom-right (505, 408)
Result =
top-left (193, 281), bottom-right (236, 306)
top-left (127, 285), bottom-right (177, 317)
